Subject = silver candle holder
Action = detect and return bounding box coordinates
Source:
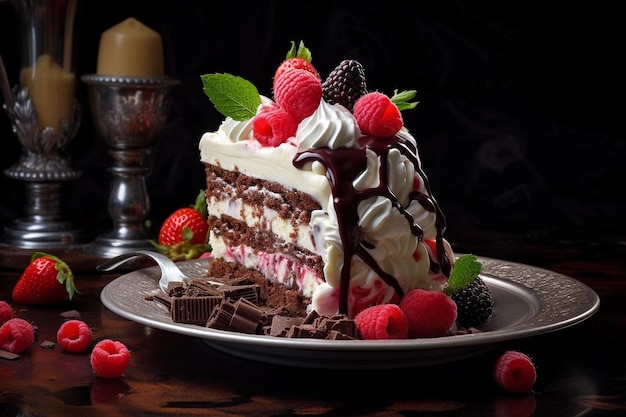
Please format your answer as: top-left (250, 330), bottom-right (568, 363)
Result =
top-left (1, 0), bottom-right (84, 248)
top-left (81, 74), bottom-right (179, 258)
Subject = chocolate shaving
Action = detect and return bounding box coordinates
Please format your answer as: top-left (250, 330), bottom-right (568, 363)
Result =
top-left (60, 310), bottom-right (81, 319)
top-left (206, 298), bottom-right (262, 334)
top-left (219, 284), bottom-right (260, 305)
top-left (0, 349), bottom-right (19, 360)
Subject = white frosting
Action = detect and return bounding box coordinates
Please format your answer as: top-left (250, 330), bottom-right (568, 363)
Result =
top-left (296, 99), bottom-right (361, 151)
top-left (199, 95), bottom-right (452, 317)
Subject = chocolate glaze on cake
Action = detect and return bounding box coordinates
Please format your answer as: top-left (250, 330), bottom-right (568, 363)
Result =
top-left (294, 131), bottom-right (450, 315)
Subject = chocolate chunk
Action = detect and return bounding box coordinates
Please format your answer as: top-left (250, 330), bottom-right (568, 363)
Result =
top-left (171, 296), bottom-right (222, 324)
top-left (219, 284), bottom-right (260, 305)
top-left (206, 298), bottom-right (262, 334)
top-left (327, 330), bottom-right (355, 340)
top-left (285, 324), bottom-right (327, 339)
top-left (229, 298), bottom-right (263, 333)
top-left (151, 293), bottom-right (172, 309)
top-left (189, 279), bottom-right (222, 296)
top-left (40, 340), bottom-right (56, 349)
top-left (60, 310), bottom-right (81, 319)
top-left (167, 281), bottom-right (186, 296)
top-left (269, 315), bottom-right (303, 337)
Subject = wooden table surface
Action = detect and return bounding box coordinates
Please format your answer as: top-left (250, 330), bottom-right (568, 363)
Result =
top-left (1, 225), bottom-right (625, 417)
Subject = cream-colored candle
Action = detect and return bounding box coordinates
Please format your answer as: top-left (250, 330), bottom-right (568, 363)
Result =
top-left (97, 17), bottom-right (164, 77)
top-left (19, 54), bottom-right (76, 133)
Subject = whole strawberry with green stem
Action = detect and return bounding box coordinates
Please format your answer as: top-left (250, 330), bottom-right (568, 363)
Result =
top-left (12, 252), bottom-right (77, 305)
top-left (273, 40), bottom-right (320, 82)
top-left (151, 189), bottom-right (211, 261)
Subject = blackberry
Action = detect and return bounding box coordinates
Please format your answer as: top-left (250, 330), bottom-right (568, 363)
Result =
top-left (322, 59), bottom-right (368, 111)
top-left (450, 277), bottom-right (494, 329)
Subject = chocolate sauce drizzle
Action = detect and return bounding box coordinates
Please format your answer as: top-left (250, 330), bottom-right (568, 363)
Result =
top-left (294, 133), bottom-right (450, 315)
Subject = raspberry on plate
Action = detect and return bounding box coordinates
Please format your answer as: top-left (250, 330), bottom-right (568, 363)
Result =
top-left (399, 289), bottom-right (457, 338)
top-left (57, 319), bottom-right (94, 353)
top-left (90, 339), bottom-right (131, 379)
top-left (493, 350), bottom-right (537, 393)
top-left (354, 304), bottom-right (408, 340)
top-left (0, 317), bottom-right (35, 354)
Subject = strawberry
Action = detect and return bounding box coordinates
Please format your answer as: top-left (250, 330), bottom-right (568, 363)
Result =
top-left (151, 190), bottom-right (211, 261)
top-left (12, 252), bottom-right (77, 305)
top-left (273, 40), bottom-right (320, 83)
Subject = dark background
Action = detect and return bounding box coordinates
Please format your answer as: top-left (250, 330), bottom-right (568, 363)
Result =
top-left (1, 1), bottom-right (624, 244)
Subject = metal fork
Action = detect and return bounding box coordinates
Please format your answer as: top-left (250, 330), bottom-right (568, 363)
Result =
top-left (96, 250), bottom-right (190, 293)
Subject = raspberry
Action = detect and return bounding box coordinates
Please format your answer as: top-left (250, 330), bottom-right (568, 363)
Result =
top-left (0, 301), bottom-right (13, 324)
top-left (353, 92), bottom-right (403, 137)
top-left (273, 68), bottom-right (322, 122)
top-left (0, 317), bottom-right (35, 354)
top-left (354, 304), bottom-right (408, 340)
top-left (399, 289), bottom-right (457, 338)
top-left (90, 339), bottom-right (131, 379)
top-left (252, 106), bottom-right (298, 146)
top-left (493, 351), bottom-right (537, 393)
top-left (57, 319), bottom-right (94, 353)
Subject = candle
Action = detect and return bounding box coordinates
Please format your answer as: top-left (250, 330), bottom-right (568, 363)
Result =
top-left (97, 17), bottom-right (164, 77)
top-left (19, 54), bottom-right (75, 133)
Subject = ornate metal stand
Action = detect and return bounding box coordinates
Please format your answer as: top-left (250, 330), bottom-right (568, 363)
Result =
top-left (1, 0), bottom-right (84, 248)
top-left (1, 68), bottom-right (84, 247)
top-left (81, 74), bottom-right (179, 257)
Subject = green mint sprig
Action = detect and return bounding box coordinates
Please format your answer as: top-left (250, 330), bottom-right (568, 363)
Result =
top-left (200, 73), bottom-right (261, 121)
top-left (391, 89), bottom-right (419, 111)
top-left (444, 254), bottom-right (482, 295)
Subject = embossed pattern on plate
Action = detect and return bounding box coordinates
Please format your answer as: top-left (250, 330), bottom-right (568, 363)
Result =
top-left (100, 257), bottom-right (599, 369)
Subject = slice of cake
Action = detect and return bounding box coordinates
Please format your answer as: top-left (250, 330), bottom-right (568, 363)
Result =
top-left (199, 42), bottom-right (455, 320)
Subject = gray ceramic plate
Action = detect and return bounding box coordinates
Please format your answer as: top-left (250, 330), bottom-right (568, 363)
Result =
top-left (100, 256), bottom-right (600, 369)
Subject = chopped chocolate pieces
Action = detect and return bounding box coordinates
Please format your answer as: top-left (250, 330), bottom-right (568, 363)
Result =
top-left (281, 314), bottom-right (357, 340)
top-left (171, 296), bottom-right (222, 325)
top-left (149, 276), bottom-right (358, 339)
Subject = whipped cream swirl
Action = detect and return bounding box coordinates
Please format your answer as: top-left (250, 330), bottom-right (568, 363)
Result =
top-left (296, 100), bottom-right (361, 151)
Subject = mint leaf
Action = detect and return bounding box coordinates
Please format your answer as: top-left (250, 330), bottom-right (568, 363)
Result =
top-left (391, 89), bottom-right (419, 111)
top-left (201, 73), bottom-right (261, 121)
top-left (444, 254), bottom-right (482, 295)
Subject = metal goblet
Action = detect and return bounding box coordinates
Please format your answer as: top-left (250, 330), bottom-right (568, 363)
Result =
top-left (81, 74), bottom-right (179, 258)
